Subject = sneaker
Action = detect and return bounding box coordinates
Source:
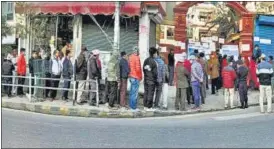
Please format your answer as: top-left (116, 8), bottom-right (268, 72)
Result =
top-left (146, 108), bottom-right (155, 112)
top-left (105, 103), bottom-right (109, 107)
top-left (144, 107), bottom-right (148, 111)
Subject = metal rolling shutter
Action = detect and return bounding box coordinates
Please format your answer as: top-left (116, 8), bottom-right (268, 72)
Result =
top-left (149, 21), bottom-right (156, 48)
top-left (82, 22), bottom-right (138, 54)
top-left (254, 15), bottom-right (274, 58)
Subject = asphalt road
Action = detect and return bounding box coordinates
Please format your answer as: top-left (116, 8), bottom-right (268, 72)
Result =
top-left (2, 106), bottom-right (274, 148)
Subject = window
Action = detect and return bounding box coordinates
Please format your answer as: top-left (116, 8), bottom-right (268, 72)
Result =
top-left (6, 2), bottom-right (14, 21)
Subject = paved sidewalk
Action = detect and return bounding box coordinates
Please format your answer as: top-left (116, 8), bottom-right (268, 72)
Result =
top-left (2, 84), bottom-right (268, 118)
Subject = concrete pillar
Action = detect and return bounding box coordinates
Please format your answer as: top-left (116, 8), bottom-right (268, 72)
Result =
top-left (138, 12), bottom-right (150, 68)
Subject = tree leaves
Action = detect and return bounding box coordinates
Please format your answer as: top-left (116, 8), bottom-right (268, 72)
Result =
top-left (1, 15), bottom-right (12, 38)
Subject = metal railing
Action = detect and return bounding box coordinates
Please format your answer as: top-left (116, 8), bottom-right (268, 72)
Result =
top-left (1, 74), bottom-right (100, 107)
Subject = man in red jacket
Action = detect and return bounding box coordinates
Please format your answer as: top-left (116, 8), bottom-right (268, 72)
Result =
top-left (17, 48), bottom-right (27, 97)
top-left (222, 59), bottom-right (237, 109)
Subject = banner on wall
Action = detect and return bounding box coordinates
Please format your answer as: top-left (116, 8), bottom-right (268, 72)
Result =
top-left (221, 45), bottom-right (239, 61)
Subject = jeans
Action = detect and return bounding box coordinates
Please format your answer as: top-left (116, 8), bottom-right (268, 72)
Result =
top-left (191, 81), bottom-right (201, 107)
top-left (239, 82), bottom-right (248, 107)
top-left (129, 78), bottom-right (140, 109)
top-left (168, 66), bottom-right (174, 86)
top-left (62, 77), bottom-right (71, 99)
top-left (154, 82), bottom-right (163, 108)
top-left (17, 74), bottom-right (25, 95)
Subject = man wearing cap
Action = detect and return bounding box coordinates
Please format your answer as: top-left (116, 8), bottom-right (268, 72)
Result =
top-left (105, 51), bottom-right (120, 108)
top-left (2, 56), bottom-right (15, 97)
top-left (189, 55), bottom-right (204, 109)
top-left (128, 46), bottom-right (142, 110)
top-left (236, 59), bottom-right (249, 109)
top-left (87, 49), bottom-right (102, 106)
top-left (257, 54), bottom-right (273, 113)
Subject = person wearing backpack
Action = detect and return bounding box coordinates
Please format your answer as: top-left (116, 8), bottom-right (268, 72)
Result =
top-left (75, 46), bottom-right (88, 104)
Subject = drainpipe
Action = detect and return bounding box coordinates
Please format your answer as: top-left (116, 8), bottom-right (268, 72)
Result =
top-left (113, 1), bottom-right (120, 52)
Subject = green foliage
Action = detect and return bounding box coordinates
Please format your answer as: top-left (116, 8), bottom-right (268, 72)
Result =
top-left (1, 15), bottom-right (12, 38)
top-left (205, 2), bottom-right (240, 38)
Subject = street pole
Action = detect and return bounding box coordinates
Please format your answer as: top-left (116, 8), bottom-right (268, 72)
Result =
top-left (113, 1), bottom-right (120, 52)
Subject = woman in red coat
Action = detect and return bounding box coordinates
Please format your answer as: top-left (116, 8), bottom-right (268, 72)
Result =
top-left (249, 56), bottom-right (260, 89)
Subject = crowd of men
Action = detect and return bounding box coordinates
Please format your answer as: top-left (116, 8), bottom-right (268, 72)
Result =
top-left (1, 44), bottom-right (273, 113)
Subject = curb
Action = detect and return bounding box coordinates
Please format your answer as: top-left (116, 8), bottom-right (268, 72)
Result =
top-left (1, 100), bottom-right (263, 118)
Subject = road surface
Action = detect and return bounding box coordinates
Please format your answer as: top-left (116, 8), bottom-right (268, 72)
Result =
top-left (2, 106), bottom-right (274, 148)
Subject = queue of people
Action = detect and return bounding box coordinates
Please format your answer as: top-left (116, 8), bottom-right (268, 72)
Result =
top-left (1, 45), bottom-right (273, 113)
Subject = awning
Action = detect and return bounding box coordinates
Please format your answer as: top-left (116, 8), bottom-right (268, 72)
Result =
top-left (15, 2), bottom-right (141, 16)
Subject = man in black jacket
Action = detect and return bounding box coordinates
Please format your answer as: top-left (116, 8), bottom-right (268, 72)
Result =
top-left (28, 51), bottom-right (38, 95)
top-left (143, 47), bottom-right (158, 110)
top-left (76, 46), bottom-right (88, 104)
top-left (168, 49), bottom-right (175, 86)
top-left (2, 57), bottom-right (15, 97)
top-left (257, 54), bottom-right (273, 113)
top-left (62, 50), bottom-right (73, 101)
top-left (237, 60), bottom-right (249, 109)
top-left (119, 51), bottom-right (130, 108)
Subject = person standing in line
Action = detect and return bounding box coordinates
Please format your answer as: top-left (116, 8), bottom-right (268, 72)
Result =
top-left (160, 58), bottom-right (169, 110)
top-left (43, 52), bottom-right (52, 98)
top-left (143, 47), bottom-right (158, 111)
top-left (256, 54), bottom-right (273, 113)
top-left (253, 44), bottom-right (262, 63)
top-left (119, 51), bottom-right (130, 109)
top-left (168, 49), bottom-right (175, 86)
top-left (17, 48), bottom-right (27, 97)
top-left (75, 46), bottom-right (88, 105)
top-left (87, 49), bottom-right (101, 106)
top-left (207, 53), bottom-right (220, 95)
top-left (128, 46), bottom-right (142, 110)
top-left (189, 55), bottom-right (204, 110)
top-left (7, 49), bottom-right (18, 95)
top-left (105, 51), bottom-right (120, 108)
top-left (269, 56), bottom-right (274, 100)
top-left (174, 53), bottom-right (190, 111)
top-left (236, 60), bottom-right (249, 109)
top-left (222, 59), bottom-right (237, 109)
top-left (154, 50), bottom-right (165, 109)
top-left (183, 55), bottom-right (193, 105)
top-left (62, 50), bottom-right (73, 101)
top-left (2, 57), bottom-right (15, 97)
top-left (49, 50), bottom-right (62, 101)
top-left (198, 52), bottom-right (207, 104)
top-left (28, 51), bottom-right (38, 95)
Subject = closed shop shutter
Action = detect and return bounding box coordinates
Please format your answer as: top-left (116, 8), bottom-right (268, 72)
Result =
top-left (149, 21), bottom-right (156, 48)
top-left (254, 15), bottom-right (274, 58)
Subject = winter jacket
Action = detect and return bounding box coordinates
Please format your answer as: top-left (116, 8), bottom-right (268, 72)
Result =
top-left (17, 53), bottom-right (26, 75)
top-left (28, 57), bottom-right (35, 74)
top-left (62, 57), bottom-right (73, 78)
top-left (107, 54), bottom-right (120, 82)
top-left (175, 62), bottom-right (190, 88)
top-left (256, 61), bottom-right (273, 86)
top-left (88, 55), bottom-right (101, 80)
top-left (43, 57), bottom-right (51, 74)
top-left (222, 65), bottom-right (237, 88)
top-left (119, 57), bottom-right (130, 79)
top-left (49, 57), bottom-right (62, 76)
top-left (143, 57), bottom-right (158, 85)
top-left (237, 65), bottom-right (249, 83)
top-left (76, 53), bottom-right (87, 80)
top-left (154, 56), bottom-right (165, 83)
top-left (168, 53), bottom-right (175, 66)
top-left (191, 60), bottom-right (204, 82)
top-left (207, 58), bottom-right (219, 79)
top-left (128, 54), bottom-right (142, 80)
top-left (2, 60), bottom-right (15, 75)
